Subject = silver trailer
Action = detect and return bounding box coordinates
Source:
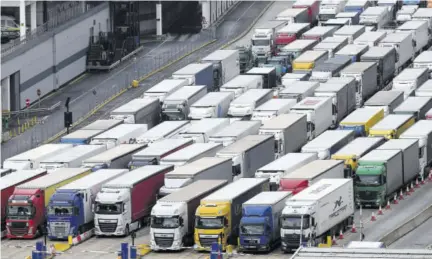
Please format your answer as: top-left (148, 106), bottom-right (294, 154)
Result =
top-left (378, 32), bottom-right (414, 73)
top-left (81, 119), bottom-right (123, 131)
top-left (208, 120), bottom-right (261, 147)
top-left (413, 51), bottom-right (432, 77)
top-left (159, 143), bottom-right (223, 168)
top-left (334, 25), bottom-right (366, 43)
top-left (251, 99), bottom-right (297, 122)
top-left (188, 92), bottom-right (235, 120)
top-left (162, 85), bottom-right (208, 121)
top-left (109, 98), bottom-right (160, 127)
top-left (278, 81), bottom-right (320, 102)
top-left (364, 90), bottom-right (404, 115)
top-left (309, 55), bottom-right (352, 82)
top-left (136, 121), bottom-right (191, 144)
top-left (301, 129), bottom-right (356, 159)
top-left (392, 68), bottom-right (429, 99)
top-left (40, 145), bottom-right (106, 171)
top-left (82, 144), bottom-right (147, 170)
top-left (360, 46), bottom-right (396, 89)
top-left (415, 79), bottom-right (432, 97)
top-left (175, 118), bottom-right (230, 143)
top-left (335, 43), bottom-right (369, 62)
top-left (143, 79), bottom-right (189, 103)
top-left (393, 96), bottom-right (432, 121)
top-left (227, 89), bottom-right (273, 121)
top-left (340, 62), bottom-right (378, 107)
top-left (353, 31), bottom-right (387, 47)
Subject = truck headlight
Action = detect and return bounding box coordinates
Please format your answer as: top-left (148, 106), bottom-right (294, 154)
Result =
top-left (28, 227), bottom-right (33, 234)
top-left (6, 222), bottom-right (11, 226)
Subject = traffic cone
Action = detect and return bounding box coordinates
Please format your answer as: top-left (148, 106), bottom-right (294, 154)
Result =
top-left (429, 171), bottom-right (432, 181)
top-left (410, 182), bottom-right (415, 193)
top-left (385, 200), bottom-right (391, 210)
top-left (338, 230), bottom-right (344, 240)
top-left (393, 194), bottom-right (398, 204)
top-left (421, 176), bottom-right (426, 185)
top-left (351, 223), bottom-right (357, 233)
top-left (399, 189), bottom-right (404, 200)
top-left (406, 185), bottom-right (411, 196)
top-left (371, 212), bottom-right (377, 221)
top-left (378, 205), bottom-right (383, 215)
top-left (332, 235), bottom-right (337, 245)
top-left (415, 179), bottom-right (420, 188)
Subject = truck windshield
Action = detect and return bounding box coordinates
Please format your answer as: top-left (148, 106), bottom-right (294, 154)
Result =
top-left (151, 216), bottom-right (179, 229)
top-left (95, 202), bottom-right (122, 215)
top-left (7, 205), bottom-right (33, 218)
top-left (195, 216), bottom-right (224, 229)
top-left (240, 224), bottom-right (266, 235)
top-left (356, 174), bottom-right (382, 186)
top-left (252, 39), bottom-right (270, 46)
top-left (281, 215), bottom-right (310, 229)
top-left (47, 206), bottom-right (74, 216)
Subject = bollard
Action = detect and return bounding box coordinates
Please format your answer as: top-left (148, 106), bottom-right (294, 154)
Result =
top-left (121, 242), bottom-right (129, 259)
top-left (32, 250), bottom-right (40, 259)
top-left (36, 241), bottom-right (44, 251)
top-left (68, 235), bottom-right (73, 246)
top-left (130, 246), bottom-right (137, 259)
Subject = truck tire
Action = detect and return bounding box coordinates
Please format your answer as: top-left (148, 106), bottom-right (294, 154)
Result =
top-left (124, 225), bottom-right (130, 237)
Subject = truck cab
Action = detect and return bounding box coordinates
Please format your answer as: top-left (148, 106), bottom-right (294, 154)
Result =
top-left (252, 29), bottom-right (275, 60)
top-left (261, 56), bottom-right (291, 82)
top-left (47, 190), bottom-right (82, 239)
top-left (150, 202), bottom-right (186, 249)
top-left (194, 202), bottom-right (230, 249)
top-left (319, 0), bottom-right (347, 23)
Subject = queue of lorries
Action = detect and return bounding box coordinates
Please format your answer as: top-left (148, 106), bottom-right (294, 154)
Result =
top-left (4, 0), bottom-right (432, 255)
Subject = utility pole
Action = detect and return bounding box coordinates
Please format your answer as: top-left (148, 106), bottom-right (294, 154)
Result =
top-left (64, 97), bottom-right (72, 134)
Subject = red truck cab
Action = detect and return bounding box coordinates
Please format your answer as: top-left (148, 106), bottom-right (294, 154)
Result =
top-left (278, 179), bottom-right (309, 194)
top-left (275, 23), bottom-right (311, 51)
top-left (293, 0), bottom-right (320, 26)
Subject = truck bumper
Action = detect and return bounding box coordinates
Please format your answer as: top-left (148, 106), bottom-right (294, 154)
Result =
top-left (94, 226), bottom-right (125, 236)
top-left (6, 227), bottom-right (36, 239)
top-left (150, 242), bottom-right (182, 251)
top-left (238, 244), bottom-right (270, 252)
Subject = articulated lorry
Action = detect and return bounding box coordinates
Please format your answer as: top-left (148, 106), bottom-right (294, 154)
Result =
top-left (279, 39), bottom-right (318, 63)
top-left (3, 144), bottom-right (73, 170)
top-left (340, 62), bottom-right (378, 107)
top-left (6, 168), bottom-right (91, 239)
top-left (392, 68), bottom-right (429, 99)
top-left (354, 31), bottom-right (387, 47)
top-left (150, 180), bottom-right (228, 251)
top-left (220, 75), bottom-right (263, 99)
top-left (259, 113), bottom-right (308, 159)
top-left (159, 157), bottom-right (232, 197)
top-left (378, 32), bottom-right (414, 74)
top-left (336, 11), bottom-right (361, 25)
top-left (90, 124), bottom-right (148, 149)
top-left (136, 121), bottom-right (190, 144)
top-left (227, 89), bottom-right (273, 121)
top-left (172, 63), bottom-right (214, 91)
top-left (281, 179), bottom-right (354, 251)
top-left (201, 50), bottom-right (240, 89)
top-left (393, 96), bottom-right (432, 121)
top-left (255, 153), bottom-right (318, 190)
top-left (396, 5), bottom-right (418, 24)
top-left (275, 8), bottom-right (309, 25)
top-left (334, 25), bottom-right (365, 43)
top-left (162, 85), bottom-right (208, 121)
top-left (81, 119), bottom-right (123, 131)
top-left (292, 0), bottom-right (320, 25)
top-left (278, 81), bottom-right (319, 102)
top-left (312, 40), bottom-right (348, 59)
top-left (301, 129), bottom-right (356, 160)
top-left (369, 114), bottom-right (416, 139)
top-left (60, 130), bottom-right (105, 145)
top-left (322, 18), bottom-right (351, 28)
top-left (275, 23), bottom-right (311, 51)
top-left (331, 137), bottom-right (386, 178)
top-left (281, 71), bottom-right (311, 87)
top-left (82, 144), bottom-right (146, 171)
top-left (413, 51), bottom-right (432, 77)
top-left (238, 191), bottom-right (292, 252)
top-left (279, 160), bottom-right (344, 194)
top-left (335, 44), bottom-right (369, 63)
top-left (109, 98), bottom-right (160, 127)
top-left (47, 169), bottom-right (128, 240)
top-left (246, 67), bottom-right (277, 89)
top-left (216, 135), bottom-right (274, 181)
top-left (251, 21), bottom-right (287, 60)
top-left (189, 92), bottom-right (234, 120)
top-left (302, 26), bottom-right (338, 42)
top-left (292, 50), bottom-right (328, 73)
top-left (194, 178), bottom-right (270, 251)
top-left (251, 99), bottom-right (296, 122)
top-left (339, 107), bottom-right (384, 137)
top-left (128, 138), bottom-right (193, 169)
top-left (159, 143), bottom-right (223, 168)
top-left (176, 118), bottom-right (229, 143)
top-left (397, 20), bottom-right (429, 55)
top-left (416, 80), bottom-right (432, 97)
top-left (360, 46), bottom-right (396, 89)
top-left (318, 0), bottom-right (346, 23)
top-left (94, 165), bottom-right (174, 236)
top-left (143, 79), bottom-right (189, 103)
top-left (364, 90), bottom-right (404, 116)
top-left (344, 0), bottom-right (372, 13)
top-left (359, 6), bottom-right (391, 31)
top-left (309, 55), bottom-right (352, 82)
top-left (209, 121), bottom-right (261, 147)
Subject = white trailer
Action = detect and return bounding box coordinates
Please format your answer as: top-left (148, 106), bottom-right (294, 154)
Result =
top-left (379, 32), bottom-right (414, 73)
top-left (281, 179), bottom-right (354, 251)
top-left (143, 79), bottom-right (189, 103)
top-left (281, 73), bottom-right (310, 87)
top-left (392, 68), bottom-right (429, 99)
top-left (413, 51), bottom-right (432, 77)
top-left (39, 145), bottom-right (106, 171)
top-left (290, 97), bottom-right (333, 140)
top-left (359, 6), bottom-right (391, 31)
top-left (227, 89), bottom-right (273, 121)
top-left (188, 92), bottom-right (234, 120)
top-left (397, 20), bottom-right (429, 55)
top-left (159, 157), bottom-right (232, 197)
top-left (318, 0), bottom-right (347, 23)
top-left (412, 8), bottom-right (432, 31)
top-left (255, 152), bottom-right (317, 190)
top-left (280, 39), bottom-right (318, 61)
top-left (208, 121), bottom-right (261, 147)
top-left (340, 62), bottom-right (378, 107)
top-left (334, 25), bottom-right (366, 43)
top-left (136, 121), bottom-right (191, 144)
top-left (159, 143), bottom-right (223, 168)
top-left (162, 85), bottom-right (208, 121)
top-left (3, 144), bottom-right (74, 170)
top-left (278, 81), bottom-right (320, 102)
top-left (175, 118), bottom-right (230, 143)
top-left (354, 31), bottom-right (387, 47)
top-left (81, 119), bottom-right (123, 131)
top-left (393, 96), bottom-right (432, 120)
top-left (364, 90), bottom-right (404, 115)
top-left (251, 99), bottom-right (296, 122)
top-left (201, 49), bottom-right (240, 88)
top-left (110, 98), bottom-right (160, 127)
top-left (415, 80), bottom-right (432, 97)
top-left (220, 75), bottom-right (263, 98)
top-left (82, 144), bottom-right (146, 170)
top-left (171, 63), bottom-right (214, 91)
top-left (90, 124), bottom-right (148, 149)
top-left (396, 5), bottom-right (418, 24)
top-left (335, 44), bottom-right (369, 63)
top-left (301, 129), bottom-right (356, 159)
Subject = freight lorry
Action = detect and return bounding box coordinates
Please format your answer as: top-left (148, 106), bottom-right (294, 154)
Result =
top-left (412, 8), bottom-right (432, 33)
top-left (281, 179), bottom-right (354, 251)
top-left (355, 149), bottom-right (404, 207)
top-left (397, 20), bottom-right (429, 55)
top-left (292, 0), bottom-right (320, 26)
top-left (216, 135), bottom-right (274, 181)
top-left (1, 170), bottom-right (47, 235)
top-left (360, 47), bottom-right (396, 89)
top-left (312, 41), bottom-right (348, 59)
top-left (220, 75), bottom-right (263, 98)
top-left (359, 6), bottom-right (391, 31)
top-left (334, 25), bottom-right (365, 43)
top-left (90, 124), bottom-right (148, 149)
top-left (415, 80), bottom-right (432, 97)
top-left (171, 63), bottom-right (214, 91)
top-left (94, 165), bottom-right (174, 236)
top-left (393, 96), bottom-right (432, 121)
top-left (301, 129), bottom-right (356, 159)
top-left (175, 118), bottom-right (229, 143)
top-left (209, 121), bottom-right (261, 147)
top-left (279, 39), bottom-right (318, 63)
top-left (275, 8), bottom-right (309, 25)
top-left (278, 81), bottom-right (320, 101)
top-left (281, 73), bottom-right (311, 87)
top-left (353, 31), bottom-right (387, 47)
top-left (60, 129), bottom-right (105, 145)
top-left (322, 18), bottom-right (351, 28)
top-left (251, 99), bottom-right (296, 122)
top-left (189, 92), bottom-right (234, 120)
top-left (340, 62), bottom-right (378, 107)
top-left (309, 55), bottom-right (352, 82)
top-left (413, 51), bottom-right (432, 77)
top-left (109, 98), bottom-right (160, 127)
top-left (143, 79), bottom-right (189, 103)
top-left (336, 11), bottom-right (361, 25)
top-left (302, 26), bottom-right (338, 42)
top-left (335, 44), bottom-right (369, 63)
top-left (238, 191), bottom-right (292, 252)
top-left (293, 50), bottom-right (329, 73)
top-left (159, 143), bottom-right (223, 168)
top-left (6, 168), bottom-right (91, 239)
top-left (150, 180), bottom-right (228, 251)
top-left (47, 169), bottom-right (128, 240)
top-left (162, 85), bottom-right (208, 121)
top-left (39, 144), bottom-right (106, 171)
top-left (201, 50), bottom-right (240, 89)
top-left (314, 80), bottom-right (356, 127)
top-left (279, 160), bottom-right (345, 194)
top-left (339, 107), bottom-right (384, 137)
top-left (159, 157), bottom-right (232, 197)
top-left (275, 23), bottom-right (311, 51)
top-left (290, 97), bottom-right (333, 140)
top-left (369, 114), bottom-right (415, 139)
top-left (82, 144), bottom-right (146, 171)
top-left (136, 121), bottom-right (191, 144)
top-left (331, 137), bottom-right (386, 178)
top-left (318, 0), bottom-right (346, 23)
top-left (128, 138), bottom-right (193, 169)
top-left (246, 67), bottom-right (277, 89)
top-left (396, 5), bottom-right (418, 24)
top-left (227, 89), bottom-right (273, 121)
top-left (255, 153), bottom-right (318, 190)
top-left (251, 21), bottom-right (287, 60)
top-left (194, 178), bottom-right (270, 251)
top-left (378, 32), bottom-right (414, 74)
top-left (364, 90), bottom-right (404, 115)
top-left (3, 144), bottom-right (74, 170)
top-left (236, 45), bottom-right (257, 73)
top-left (81, 119), bottom-right (123, 131)
top-left (392, 68), bottom-right (429, 99)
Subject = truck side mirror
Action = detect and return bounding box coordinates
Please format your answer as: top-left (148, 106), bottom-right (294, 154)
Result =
top-left (179, 218), bottom-right (184, 227)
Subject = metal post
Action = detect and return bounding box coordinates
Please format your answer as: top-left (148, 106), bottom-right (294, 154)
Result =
top-left (360, 205), bottom-right (364, 241)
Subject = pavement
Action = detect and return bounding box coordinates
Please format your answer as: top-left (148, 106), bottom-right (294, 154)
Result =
top-left (389, 217), bottom-right (432, 249)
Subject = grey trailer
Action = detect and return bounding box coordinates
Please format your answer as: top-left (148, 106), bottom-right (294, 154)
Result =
top-left (172, 63), bottom-right (215, 91)
top-left (393, 97), bottom-right (432, 121)
top-left (340, 62), bottom-right (378, 107)
top-left (109, 98), bottom-right (161, 127)
top-left (364, 90), bottom-right (404, 115)
top-left (310, 55), bottom-right (352, 82)
top-left (81, 119), bottom-right (123, 131)
top-left (246, 67), bottom-right (277, 89)
top-left (335, 44), bottom-right (369, 62)
top-left (278, 81), bottom-right (320, 102)
top-left (360, 47), bottom-right (396, 89)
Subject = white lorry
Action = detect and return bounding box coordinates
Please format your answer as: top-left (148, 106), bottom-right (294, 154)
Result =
top-left (353, 31), bottom-right (387, 47)
top-left (393, 96), bottom-right (432, 120)
top-left (175, 118), bottom-right (230, 143)
top-left (171, 63), bottom-right (214, 91)
top-left (290, 97), bottom-right (333, 140)
top-left (162, 85), bottom-right (207, 121)
top-left (391, 68), bottom-right (429, 99)
top-left (396, 5), bottom-right (418, 24)
top-left (364, 90), bottom-right (404, 115)
top-left (159, 143), bottom-right (223, 168)
top-left (340, 62), bottom-right (378, 107)
top-left (275, 8), bottom-right (309, 24)
top-left (251, 99), bottom-right (296, 122)
top-left (81, 119), bottom-right (123, 131)
top-left (301, 129), bottom-right (356, 159)
top-left (415, 80), bottom-right (432, 97)
top-left (333, 25), bottom-right (366, 44)
top-left (220, 75), bottom-right (263, 98)
top-left (278, 81), bottom-right (320, 102)
top-left (201, 50), bottom-right (240, 89)
top-left (259, 113), bottom-right (308, 159)
top-left (142, 79), bottom-right (189, 103)
top-left (335, 44), bottom-right (369, 63)
top-left (82, 144), bottom-right (146, 170)
top-left (3, 144), bottom-right (73, 170)
top-left (208, 121), bottom-right (261, 147)
top-left (227, 89), bottom-right (273, 121)
top-left (109, 98), bottom-right (160, 127)
top-left (378, 32), bottom-right (414, 73)
top-left (136, 121), bottom-right (191, 144)
top-left (90, 124), bottom-right (148, 149)
top-left (251, 21), bottom-right (287, 60)
top-left (255, 152), bottom-right (318, 190)
top-left (359, 6), bottom-right (391, 31)
top-left (159, 157), bottom-right (232, 197)
top-left (280, 178), bottom-right (355, 251)
top-left (397, 20), bottom-right (429, 55)
top-left (413, 51), bottom-right (432, 77)
top-left (412, 8), bottom-right (432, 32)
top-left (281, 73), bottom-right (311, 87)
top-left (188, 92), bottom-right (234, 120)
top-left (318, 0), bottom-right (347, 24)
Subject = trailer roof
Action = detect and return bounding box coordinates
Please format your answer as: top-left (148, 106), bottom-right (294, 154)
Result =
top-left (93, 124), bottom-right (147, 139)
top-left (380, 32), bottom-right (410, 43)
top-left (292, 97), bottom-right (331, 110)
top-left (365, 91), bottom-right (403, 106)
top-left (222, 75), bottom-right (262, 88)
top-left (313, 42), bottom-right (343, 51)
top-left (202, 49), bottom-right (238, 61)
top-left (83, 144), bottom-right (146, 163)
top-left (295, 50), bottom-right (328, 62)
top-left (173, 63), bottom-right (212, 75)
top-left (231, 89), bottom-right (272, 105)
top-left (41, 144), bottom-right (105, 163)
top-left (315, 82), bottom-right (346, 92)
top-left (103, 165), bottom-right (173, 188)
top-left (360, 148), bottom-right (401, 162)
top-left (397, 20), bottom-right (428, 30)
top-left (81, 119), bottom-right (123, 131)
top-left (354, 31), bottom-right (387, 44)
top-left (166, 157), bottom-right (231, 177)
top-left (361, 46), bottom-right (394, 59)
top-left (161, 143), bottom-right (221, 162)
top-left (282, 73), bottom-right (309, 80)
top-left (179, 118), bottom-right (228, 134)
top-left (244, 191), bottom-right (292, 206)
top-left (293, 0), bottom-right (317, 6)
top-left (361, 6), bottom-right (388, 16)
top-left (394, 97), bottom-right (432, 112)
top-left (290, 178), bottom-right (352, 201)
top-left (346, 0), bottom-right (369, 6)
top-left (247, 67), bottom-right (275, 74)
top-left (400, 120), bottom-right (432, 138)
top-left (132, 138), bottom-right (192, 157)
top-left (0, 169), bottom-right (46, 190)
top-left (159, 180), bottom-right (228, 203)
top-left (340, 61), bottom-right (375, 73)
top-left (211, 120), bottom-right (260, 138)
top-left (58, 169), bottom-right (128, 190)
top-left (203, 178), bottom-right (268, 202)
top-left (191, 92), bottom-right (233, 107)
top-left (260, 113), bottom-right (305, 130)
top-left (258, 153), bottom-right (317, 172)
top-left (291, 247), bottom-right (432, 258)
top-left (254, 99), bottom-right (296, 112)
top-left (146, 79), bottom-right (187, 93)
top-left (61, 129), bottom-right (104, 141)
top-left (323, 18), bottom-right (350, 26)
top-left (414, 51), bottom-right (432, 63)
top-left (413, 8), bottom-right (432, 18)
top-left (336, 44), bottom-right (368, 55)
top-left (278, 23), bottom-right (310, 33)
top-left (335, 25), bottom-right (365, 35)
top-left (301, 130), bottom-right (354, 149)
top-left (111, 98), bottom-right (158, 114)
top-left (286, 160), bottom-right (344, 179)
top-left (340, 107), bottom-right (383, 124)
top-left (276, 8), bottom-right (307, 19)
top-left (322, 36), bottom-right (348, 44)
top-left (6, 143), bottom-right (73, 161)
top-left (216, 135), bottom-right (273, 155)
top-left (416, 80), bottom-right (432, 93)
top-left (395, 68), bottom-right (428, 81)
top-left (138, 121), bottom-right (190, 140)
top-left (370, 114), bottom-right (414, 131)
top-left (313, 56), bottom-right (352, 72)
top-left (18, 168), bottom-right (90, 189)
top-left (332, 137), bottom-right (384, 157)
top-left (377, 138), bottom-right (418, 151)
top-left (326, 77), bottom-right (355, 85)
top-left (282, 39), bottom-right (318, 51)
top-left (280, 81), bottom-right (319, 94)
top-left (304, 26), bottom-right (337, 36)
top-left (336, 12), bottom-right (358, 18)
top-left (165, 85), bottom-right (207, 101)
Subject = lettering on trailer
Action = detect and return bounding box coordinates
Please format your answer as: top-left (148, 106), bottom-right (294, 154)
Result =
top-left (303, 99), bottom-right (321, 106)
top-left (308, 183), bottom-right (331, 195)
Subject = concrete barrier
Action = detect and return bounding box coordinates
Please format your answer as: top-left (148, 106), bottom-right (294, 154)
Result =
top-left (70, 228), bottom-right (95, 246)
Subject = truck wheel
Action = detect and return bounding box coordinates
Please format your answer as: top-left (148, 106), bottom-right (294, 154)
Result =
top-left (124, 225), bottom-right (130, 237)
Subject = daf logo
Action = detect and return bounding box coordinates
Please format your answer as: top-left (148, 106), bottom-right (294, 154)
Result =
top-left (333, 196), bottom-right (343, 211)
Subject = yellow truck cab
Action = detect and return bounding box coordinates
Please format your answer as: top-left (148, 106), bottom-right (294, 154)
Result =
top-left (369, 114), bottom-right (415, 139)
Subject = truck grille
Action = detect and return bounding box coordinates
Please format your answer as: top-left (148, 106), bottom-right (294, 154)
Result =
top-left (199, 237), bottom-right (219, 247)
top-left (243, 238), bottom-right (260, 244)
top-left (154, 236), bottom-right (174, 247)
top-left (11, 222), bottom-right (26, 228)
top-left (52, 226), bottom-right (67, 237)
top-left (283, 234), bottom-right (307, 245)
top-left (10, 227), bottom-right (28, 236)
top-left (99, 222), bottom-right (117, 233)
top-left (358, 191), bottom-right (377, 201)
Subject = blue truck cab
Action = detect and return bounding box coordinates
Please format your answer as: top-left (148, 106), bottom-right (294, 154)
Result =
top-left (238, 192), bottom-right (291, 252)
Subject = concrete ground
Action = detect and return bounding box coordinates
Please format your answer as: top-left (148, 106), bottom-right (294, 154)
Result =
top-left (389, 217), bottom-right (432, 249)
